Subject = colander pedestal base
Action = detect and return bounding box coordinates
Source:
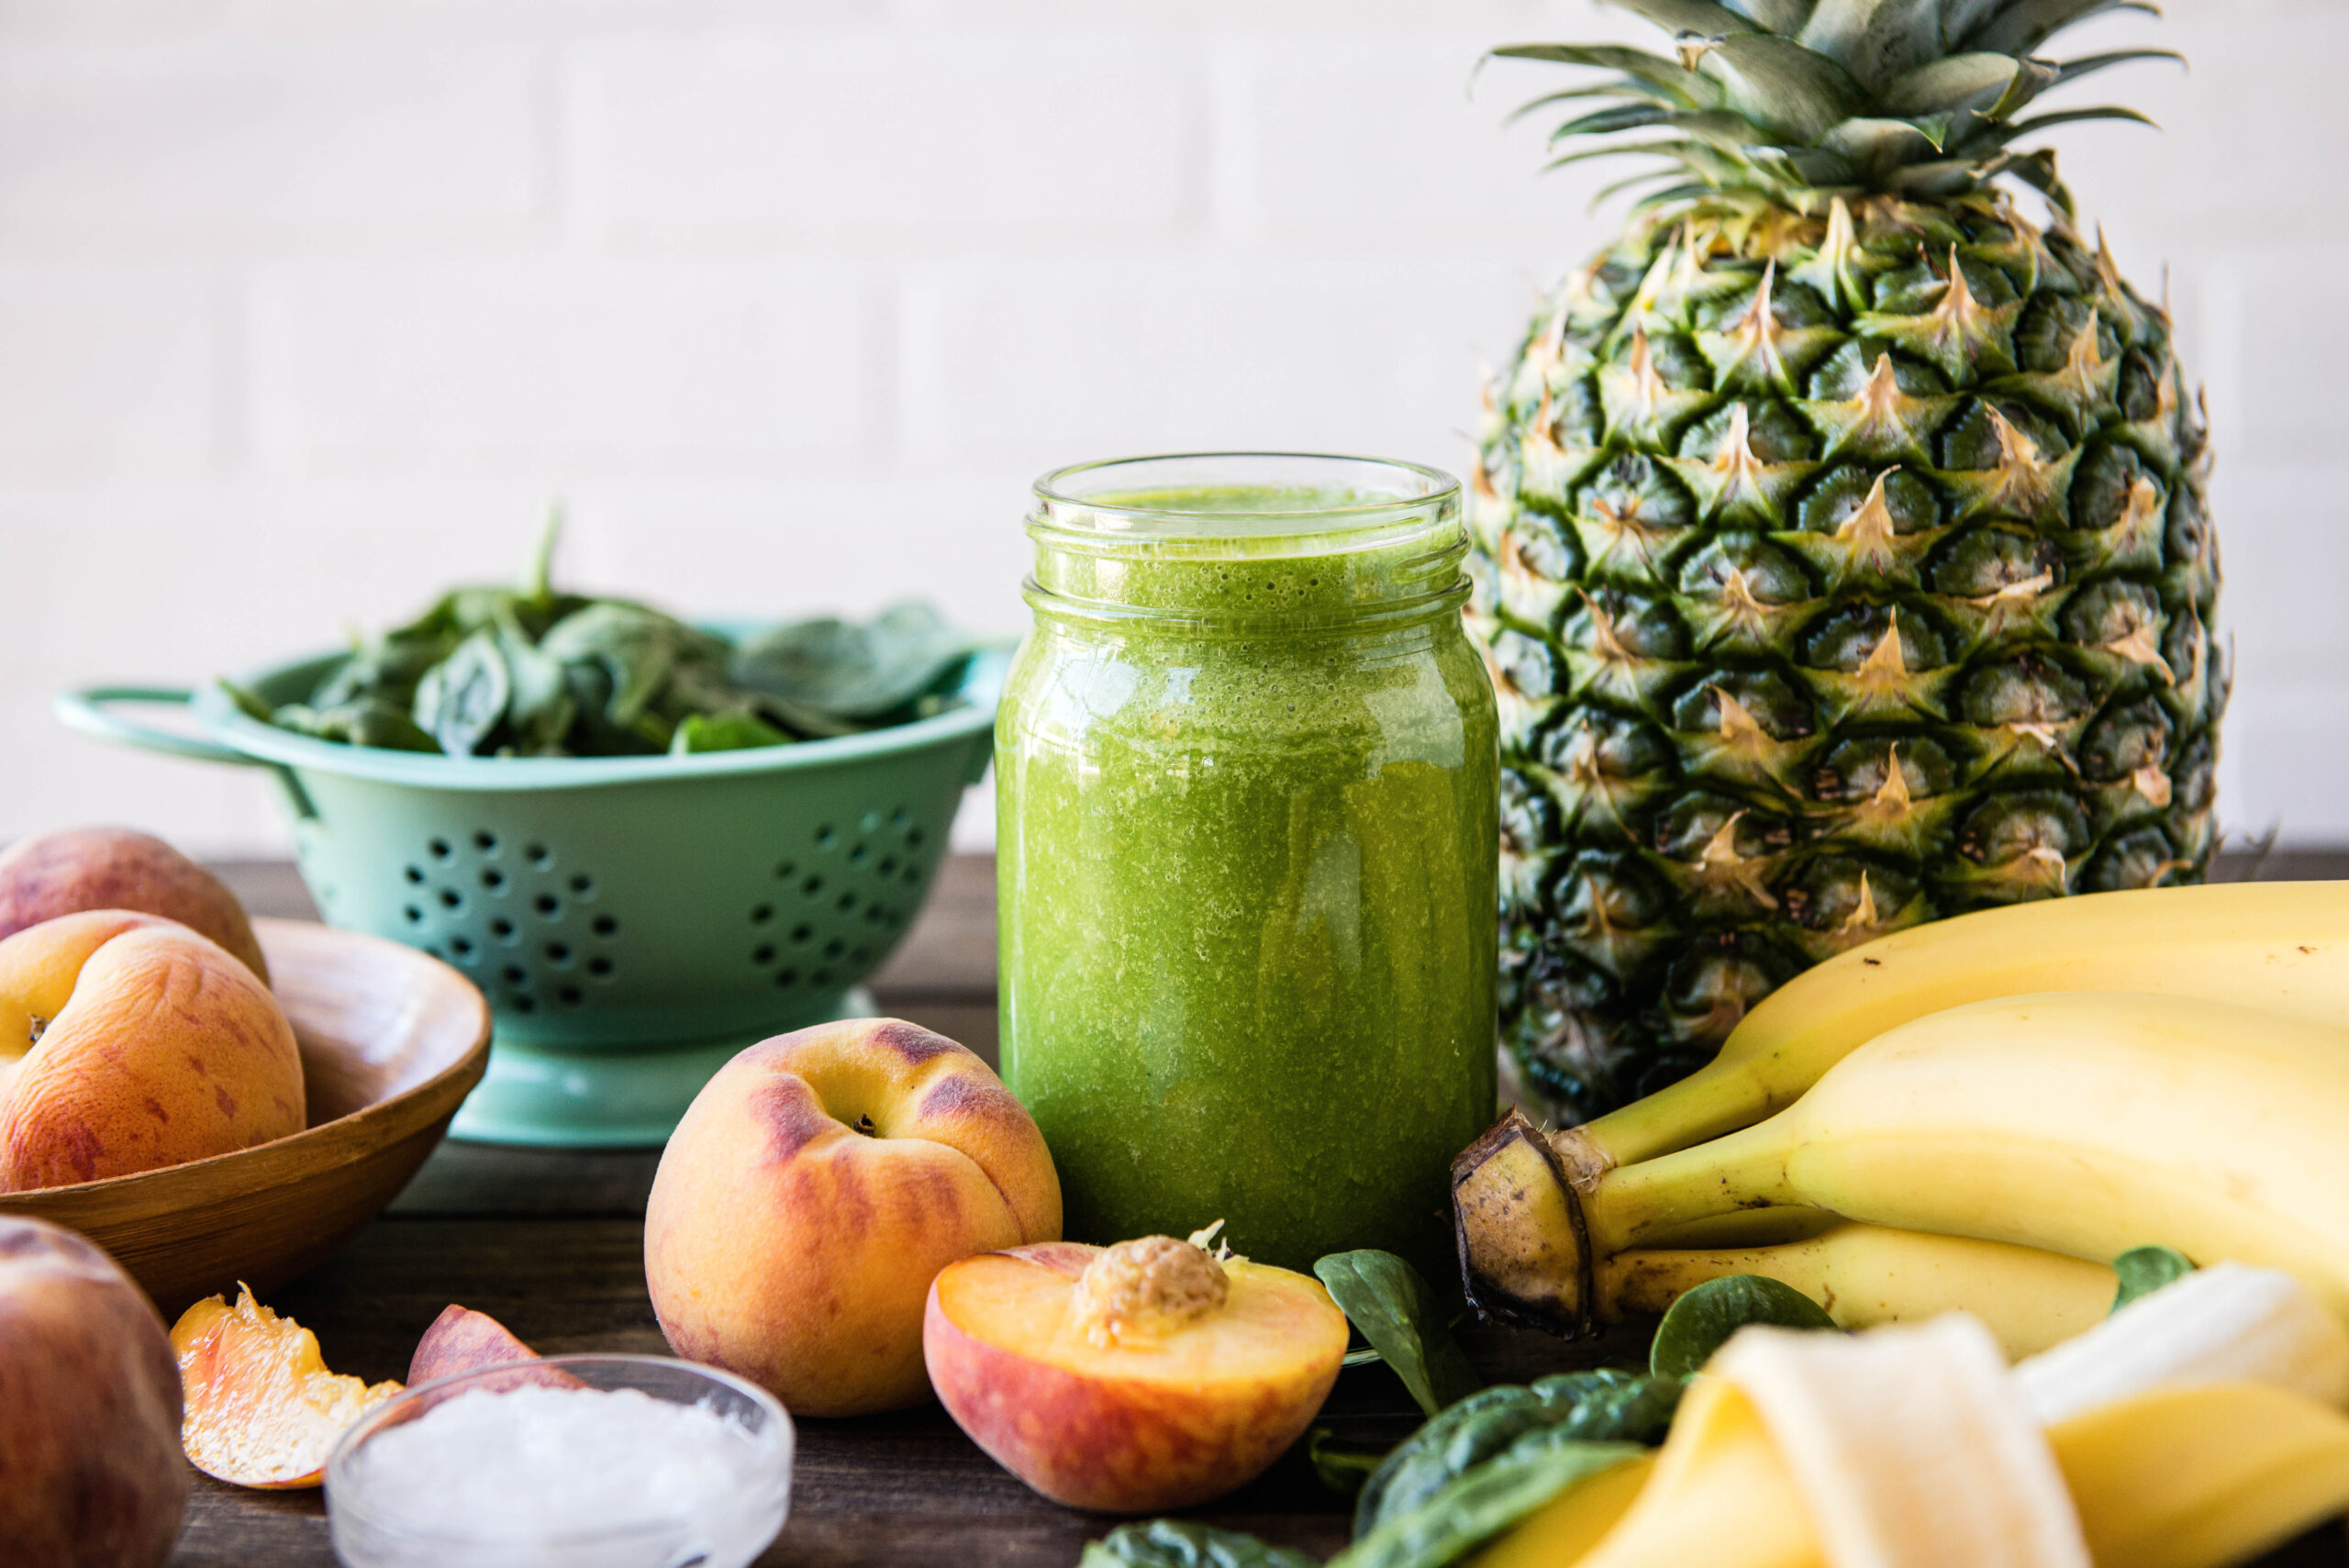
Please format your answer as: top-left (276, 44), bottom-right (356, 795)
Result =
top-left (449, 986), bottom-right (877, 1148)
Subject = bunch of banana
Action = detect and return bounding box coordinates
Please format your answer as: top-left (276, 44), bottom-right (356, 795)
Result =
top-left (1454, 880), bottom-right (2349, 1337)
top-left (1476, 1266), bottom-right (2349, 1568)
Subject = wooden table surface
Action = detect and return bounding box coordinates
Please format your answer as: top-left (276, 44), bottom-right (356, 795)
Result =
top-left (173, 851), bottom-right (2349, 1568)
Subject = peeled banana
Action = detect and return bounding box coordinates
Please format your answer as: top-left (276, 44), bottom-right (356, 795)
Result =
top-left (1598, 1223), bottom-right (2117, 1359)
top-left (1551, 881), bottom-right (2349, 1186)
top-left (1461, 991), bottom-right (2349, 1329)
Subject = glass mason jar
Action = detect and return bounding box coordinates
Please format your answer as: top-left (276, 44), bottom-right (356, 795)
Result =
top-left (996, 453), bottom-right (1498, 1273)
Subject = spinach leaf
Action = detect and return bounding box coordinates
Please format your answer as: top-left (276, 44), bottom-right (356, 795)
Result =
top-left (672, 711), bottom-right (790, 754)
top-left (411, 630), bottom-right (511, 757)
top-left (1310, 1428), bottom-right (1389, 1496)
top-left (1080, 1521), bottom-right (1318, 1568)
top-left (1354, 1370), bottom-right (1678, 1538)
top-left (2110, 1245), bottom-right (2196, 1313)
top-left (1648, 1274), bottom-right (1838, 1381)
top-left (1315, 1251), bottom-right (1482, 1420)
top-left (730, 602), bottom-right (974, 719)
top-left (1330, 1434), bottom-right (1646, 1568)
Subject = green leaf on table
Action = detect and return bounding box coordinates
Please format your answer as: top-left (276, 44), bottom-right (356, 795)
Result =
top-left (2110, 1245), bottom-right (2196, 1314)
top-left (411, 629), bottom-right (511, 757)
top-left (1309, 1427), bottom-right (1390, 1496)
top-left (670, 710), bottom-right (791, 754)
top-left (1354, 1370), bottom-right (1679, 1539)
top-left (1314, 1250), bottom-right (1483, 1419)
top-left (1649, 1274), bottom-right (1837, 1381)
top-left (1330, 1432), bottom-right (1648, 1568)
top-left (1080, 1520), bottom-right (1319, 1568)
top-left (730, 602), bottom-right (974, 721)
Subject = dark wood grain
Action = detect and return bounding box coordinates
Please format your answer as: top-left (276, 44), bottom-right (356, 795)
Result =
top-left (168, 853), bottom-right (2349, 1566)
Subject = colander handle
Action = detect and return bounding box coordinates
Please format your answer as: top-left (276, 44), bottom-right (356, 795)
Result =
top-left (54, 686), bottom-right (262, 767)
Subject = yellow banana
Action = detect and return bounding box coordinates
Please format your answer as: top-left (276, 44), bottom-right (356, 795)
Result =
top-left (1464, 1454), bottom-right (1653, 1568)
top-left (2051, 1381), bottom-right (2349, 1568)
top-left (1598, 1223), bottom-right (2116, 1359)
top-left (1552, 881), bottom-right (2349, 1186)
top-left (1460, 991), bottom-right (2349, 1330)
top-left (1515, 1377), bottom-right (2349, 1568)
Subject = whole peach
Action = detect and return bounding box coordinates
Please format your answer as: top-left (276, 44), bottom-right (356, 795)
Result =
top-left (645, 1018), bottom-right (1061, 1417)
top-left (0, 828), bottom-right (268, 984)
top-left (0, 911), bottom-right (306, 1191)
top-left (0, 1216), bottom-right (189, 1568)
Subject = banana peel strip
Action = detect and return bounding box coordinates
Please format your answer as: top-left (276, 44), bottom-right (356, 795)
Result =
top-left (2015, 1262), bottom-right (2349, 1425)
top-left (1709, 1317), bottom-right (2090, 1568)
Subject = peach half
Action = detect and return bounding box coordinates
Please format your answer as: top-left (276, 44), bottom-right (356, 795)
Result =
top-left (924, 1234), bottom-right (1349, 1513)
top-left (0, 827), bottom-right (269, 984)
top-left (646, 1018), bottom-right (1062, 1418)
top-left (0, 910), bottom-right (305, 1191)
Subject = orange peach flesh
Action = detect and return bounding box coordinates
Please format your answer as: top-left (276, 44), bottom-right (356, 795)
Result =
top-left (171, 1286), bottom-right (401, 1489)
top-left (925, 1243), bottom-right (1348, 1513)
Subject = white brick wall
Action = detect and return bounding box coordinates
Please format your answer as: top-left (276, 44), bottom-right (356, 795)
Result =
top-left (0, 0), bottom-right (2337, 857)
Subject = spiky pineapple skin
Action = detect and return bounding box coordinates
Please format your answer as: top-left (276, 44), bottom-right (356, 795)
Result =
top-left (1474, 195), bottom-right (2223, 1124)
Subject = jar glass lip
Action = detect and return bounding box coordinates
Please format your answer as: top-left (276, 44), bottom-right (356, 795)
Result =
top-left (1031, 451), bottom-right (1461, 541)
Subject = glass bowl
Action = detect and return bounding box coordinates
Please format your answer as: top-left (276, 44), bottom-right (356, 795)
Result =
top-left (325, 1353), bottom-right (793, 1568)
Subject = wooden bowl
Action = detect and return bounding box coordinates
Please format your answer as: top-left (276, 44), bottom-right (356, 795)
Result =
top-left (0, 917), bottom-right (489, 1315)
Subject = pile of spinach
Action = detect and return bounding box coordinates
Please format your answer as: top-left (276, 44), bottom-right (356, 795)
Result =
top-left (224, 520), bottom-right (979, 759)
top-left (1084, 1258), bottom-right (1835, 1568)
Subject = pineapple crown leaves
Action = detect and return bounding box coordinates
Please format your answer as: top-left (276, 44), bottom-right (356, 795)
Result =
top-left (1495, 0), bottom-right (2180, 216)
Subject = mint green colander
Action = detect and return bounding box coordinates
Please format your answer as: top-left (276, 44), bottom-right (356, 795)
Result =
top-left (57, 638), bottom-right (1003, 1147)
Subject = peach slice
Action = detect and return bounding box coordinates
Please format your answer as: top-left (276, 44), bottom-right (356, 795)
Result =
top-left (924, 1232), bottom-right (1349, 1513)
top-left (170, 1285), bottom-right (401, 1489)
top-left (407, 1304), bottom-right (583, 1397)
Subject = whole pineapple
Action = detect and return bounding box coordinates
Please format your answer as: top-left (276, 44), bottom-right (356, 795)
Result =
top-left (1475, 0), bottom-right (2222, 1122)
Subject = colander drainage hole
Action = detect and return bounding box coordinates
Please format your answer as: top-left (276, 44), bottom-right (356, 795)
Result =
top-left (491, 917), bottom-right (516, 940)
top-left (570, 875), bottom-right (595, 896)
top-left (790, 925), bottom-right (812, 945)
top-left (587, 957), bottom-right (614, 979)
top-left (429, 838), bottom-right (452, 860)
top-left (774, 969), bottom-right (798, 988)
top-left (823, 939), bottom-right (845, 960)
top-left (404, 865), bottom-right (425, 884)
top-left (877, 856), bottom-right (898, 876)
top-left (526, 843), bottom-right (552, 867)
top-left (451, 936), bottom-right (474, 957)
top-left (889, 806), bottom-right (908, 828)
top-left (481, 869), bottom-right (505, 891)
top-left (502, 965), bottom-right (527, 985)
top-left (750, 905), bottom-right (774, 925)
top-left (544, 943), bottom-right (572, 966)
top-left (535, 895), bottom-right (561, 917)
top-left (403, 905), bottom-right (422, 924)
top-left (802, 876), bottom-right (824, 897)
top-left (473, 831), bottom-right (498, 853)
top-left (814, 824), bottom-right (837, 851)
top-left (849, 843), bottom-right (868, 864)
top-left (773, 860), bottom-right (797, 880)
top-left (592, 915), bottom-right (618, 938)
top-left (835, 893), bottom-right (857, 915)
top-left (438, 889), bottom-right (462, 910)
top-left (907, 827), bottom-right (926, 848)
top-left (752, 945), bottom-right (775, 965)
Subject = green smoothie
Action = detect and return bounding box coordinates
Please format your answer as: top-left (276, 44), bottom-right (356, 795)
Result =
top-left (997, 457), bottom-right (1497, 1273)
